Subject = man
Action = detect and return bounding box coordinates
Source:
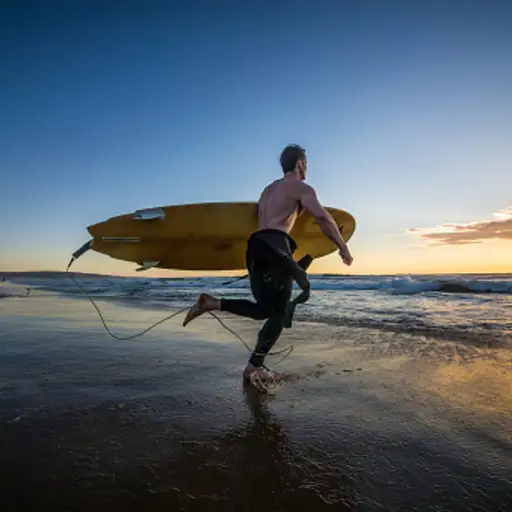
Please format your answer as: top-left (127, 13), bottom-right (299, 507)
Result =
top-left (182, 144), bottom-right (353, 386)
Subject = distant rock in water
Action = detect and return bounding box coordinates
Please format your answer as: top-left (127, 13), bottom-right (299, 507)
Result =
top-left (439, 282), bottom-right (474, 293)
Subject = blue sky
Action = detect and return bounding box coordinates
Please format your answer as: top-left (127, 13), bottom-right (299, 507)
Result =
top-left (1, 0), bottom-right (511, 275)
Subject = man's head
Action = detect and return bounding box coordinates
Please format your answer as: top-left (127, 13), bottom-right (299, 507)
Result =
top-left (280, 144), bottom-right (307, 180)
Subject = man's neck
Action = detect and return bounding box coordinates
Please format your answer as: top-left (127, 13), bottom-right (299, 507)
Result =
top-left (283, 170), bottom-right (301, 180)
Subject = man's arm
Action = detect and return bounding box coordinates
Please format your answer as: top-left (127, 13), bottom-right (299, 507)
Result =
top-left (298, 183), bottom-right (353, 265)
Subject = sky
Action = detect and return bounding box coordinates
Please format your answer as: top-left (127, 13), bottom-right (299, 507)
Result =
top-left (1, 0), bottom-right (511, 276)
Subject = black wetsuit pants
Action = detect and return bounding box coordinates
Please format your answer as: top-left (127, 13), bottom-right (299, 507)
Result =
top-left (220, 230), bottom-right (308, 367)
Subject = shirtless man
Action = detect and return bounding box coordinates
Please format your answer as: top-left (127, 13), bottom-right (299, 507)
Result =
top-left (183, 144), bottom-right (353, 386)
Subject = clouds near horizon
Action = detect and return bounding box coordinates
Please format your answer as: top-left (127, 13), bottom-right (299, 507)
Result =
top-left (409, 207), bottom-right (512, 246)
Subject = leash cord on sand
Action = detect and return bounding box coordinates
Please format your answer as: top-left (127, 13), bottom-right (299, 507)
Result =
top-left (66, 272), bottom-right (294, 366)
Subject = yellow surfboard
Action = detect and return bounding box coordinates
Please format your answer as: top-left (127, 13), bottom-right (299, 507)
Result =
top-left (85, 202), bottom-right (356, 271)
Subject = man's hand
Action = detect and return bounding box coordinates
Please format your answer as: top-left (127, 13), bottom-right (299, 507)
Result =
top-left (338, 246), bottom-right (353, 266)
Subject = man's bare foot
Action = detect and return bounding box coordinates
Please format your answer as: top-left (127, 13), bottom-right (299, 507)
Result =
top-left (242, 363), bottom-right (258, 384)
top-left (243, 363), bottom-right (282, 388)
top-left (182, 293), bottom-right (219, 326)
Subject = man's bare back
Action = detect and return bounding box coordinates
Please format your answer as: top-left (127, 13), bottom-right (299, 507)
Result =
top-left (257, 175), bottom-right (304, 233)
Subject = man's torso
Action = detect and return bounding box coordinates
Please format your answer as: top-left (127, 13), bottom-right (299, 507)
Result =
top-left (256, 177), bottom-right (303, 234)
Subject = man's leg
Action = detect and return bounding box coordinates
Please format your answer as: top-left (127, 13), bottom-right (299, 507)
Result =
top-left (182, 282), bottom-right (272, 326)
top-left (182, 264), bottom-right (271, 327)
top-left (219, 297), bottom-right (269, 320)
top-left (181, 253), bottom-right (293, 385)
top-left (182, 293), bottom-right (269, 326)
top-left (182, 240), bottom-right (278, 327)
top-left (182, 253), bottom-right (309, 328)
top-left (244, 266), bottom-right (292, 374)
top-left (248, 300), bottom-right (289, 368)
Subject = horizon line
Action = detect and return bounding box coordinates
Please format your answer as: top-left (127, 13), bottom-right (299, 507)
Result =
top-left (2, 269), bottom-right (511, 278)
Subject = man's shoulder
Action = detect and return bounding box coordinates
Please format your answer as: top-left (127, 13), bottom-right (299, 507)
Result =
top-left (260, 178), bottom-right (315, 197)
top-left (295, 181), bottom-right (316, 194)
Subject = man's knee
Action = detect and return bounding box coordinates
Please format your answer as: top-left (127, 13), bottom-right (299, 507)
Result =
top-left (255, 308), bottom-right (271, 320)
top-left (269, 302), bottom-right (288, 324)
top-left (253, 302), bottom-right (272, 320)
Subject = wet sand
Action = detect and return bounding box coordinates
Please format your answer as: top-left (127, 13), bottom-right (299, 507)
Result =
top-left (1, 295), bottom-right (511, 511)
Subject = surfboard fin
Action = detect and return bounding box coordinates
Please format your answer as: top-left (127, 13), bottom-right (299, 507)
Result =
top-left (67, 240), bottom-right (93, 271)
top-left (133, 207), bottom-right (166, 221)
top-left (135, 261), bottom-right (160, 272)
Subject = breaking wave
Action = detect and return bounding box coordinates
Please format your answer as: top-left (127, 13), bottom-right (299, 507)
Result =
top-left (309, 275), bottom-right (512, 294)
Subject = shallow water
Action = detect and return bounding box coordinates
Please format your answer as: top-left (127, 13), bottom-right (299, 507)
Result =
top-left (4, 272), bottom-right (511, 346)
top-left (1, 292), bottom-right (511, 510)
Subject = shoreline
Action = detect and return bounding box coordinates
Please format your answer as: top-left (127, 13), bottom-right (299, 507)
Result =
top-left (2, 270), bottom-right (512, 280)
top-left (1, 294), bottom-right (511, 510)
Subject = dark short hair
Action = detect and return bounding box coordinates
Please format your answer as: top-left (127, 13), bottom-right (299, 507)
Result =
top-left (280, 144), bottom-right (306, 173)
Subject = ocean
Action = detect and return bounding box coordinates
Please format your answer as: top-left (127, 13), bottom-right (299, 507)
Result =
top-left (5, 271), bottom-right (511, 346)
top-left (1, 272), bottom-right (511, 510)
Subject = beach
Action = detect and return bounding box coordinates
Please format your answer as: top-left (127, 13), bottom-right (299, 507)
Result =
top-left (1, 274), bottom-right (511, 511)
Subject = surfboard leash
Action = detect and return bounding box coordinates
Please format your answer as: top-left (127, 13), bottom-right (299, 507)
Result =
top-left (65, 268), bottom-right (294, 365)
